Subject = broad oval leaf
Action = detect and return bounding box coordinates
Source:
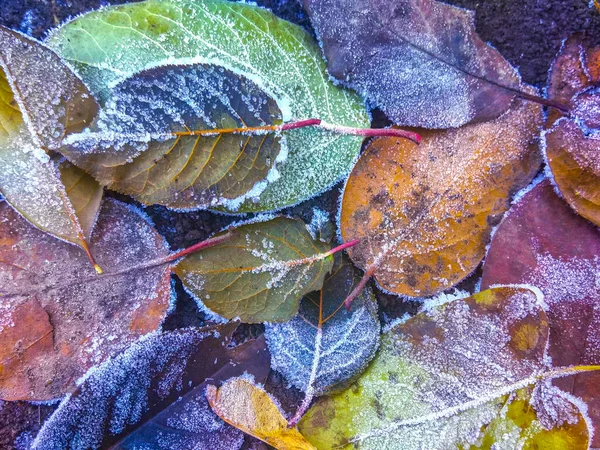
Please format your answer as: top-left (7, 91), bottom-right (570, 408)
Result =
top-left (299, 287), bottom-right (589, 449)
top-left (302, 0), bottom-right (522, 128)
top-left (206, 377), bottom-right (316, 450)
top-left (264, 254), bottom-right (380, 398)
top-left (481, 180), bottom-right (600, 447)
top-left (174, 217), bottom-right (335, 323)
top-left (64, 63), bottom-right (283, 210)
top-left (47, 0), bottom-right (370, 213)
top-left (0, 27), bottom-right (102, 264)
top-left (0, 199), bottom-right (172, 401)
top-left (32, 324), bottom-right (270, 450)
top-left (340, 97), bottom-right (542, 297)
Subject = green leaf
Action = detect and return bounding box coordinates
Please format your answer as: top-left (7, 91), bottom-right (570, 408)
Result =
top-left (63, 63), bottom-right (283, 210)
top-left (174, 217), bottom-right (334, 323)
top-left (0, 27), bottom-right (102, 267)
top-left (46, 0), bottom-right (369, 212)
top-left (298, 287), bottom-right (589, 449)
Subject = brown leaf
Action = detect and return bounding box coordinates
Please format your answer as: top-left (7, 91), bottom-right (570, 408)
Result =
top-left (0, 198), bottom-right (172, 401)
top-left (340, 97), bottom-right (542, 297)
top-left (481, 179), bottom-right (600, 447)
top-left (302, 0), bottom-right (523, 128)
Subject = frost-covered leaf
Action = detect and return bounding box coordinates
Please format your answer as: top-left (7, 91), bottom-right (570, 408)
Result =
top-left (0, 27), bottom-right (102, 265)
top-left (544, 38), bottom-right (600, 226)
top-left (481, 180), bottom-right (600, 447)
top-left (63, 63), bottom-right (283, 211)
top-left (264, 254), bottom-right (379, 412)
top-left (302, 0), bottom-right (522, 128)
top-left (299, 286), bottom-right (590, 449)
top-left (32, 324), bottom-right (270, 450)
top-left (0, 199), bottom-right (172, 401)
top-left (340, 97), bottom-right (542, 297)
top-left (174, 217), bottom-right (335, 323)
top-left (206, 377), bottom-right (316, 450)
top-left (47, 0), bottom-right (370, 213)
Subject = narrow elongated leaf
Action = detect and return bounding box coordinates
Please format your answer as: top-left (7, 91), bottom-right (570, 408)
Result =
top-left (299, 287), bottom-right (590, 449)
top-left (63, 63), bottom-right (283, 210)
top-left (0, 199), bottom-right (172, 401)
top-left (206, 377), bottom-right (316, 450)
top-left (303, 0), bottom-right (522, 128)
top-left (265, 254), bottom-right (379, 402)
top-left (46, 0), bottom-right (370, 212)
top-left (32, 324), bottom-right (270, 450)
top-left (174, 217), bottom-right (335, 323)
top-left (340, 97), bottom-right (542, 297)
top-left (0, 27), bottom-right (101, 264)
top-left (481, 180), bottom-right (600, 447)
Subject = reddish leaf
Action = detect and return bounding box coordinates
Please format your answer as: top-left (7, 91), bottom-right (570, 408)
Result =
top-left (0, 199), bottom-right (172, 401)
top-left (481, 180), bottom-right (600, 446)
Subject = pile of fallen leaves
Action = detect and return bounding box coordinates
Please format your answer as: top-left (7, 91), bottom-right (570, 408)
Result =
top-left (0, 0), bottom-right (599, 448)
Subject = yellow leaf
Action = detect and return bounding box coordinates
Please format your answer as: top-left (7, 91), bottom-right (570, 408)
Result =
top-left (206, 377), bottom-right (316, 450)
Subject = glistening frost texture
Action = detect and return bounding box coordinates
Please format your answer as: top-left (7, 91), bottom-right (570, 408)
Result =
top-left (65, 63), bottom-right (283, 210)
top-left (32, 330), bottom-right (243, 450)
top-left (47, 0), bottom-right (370, 212)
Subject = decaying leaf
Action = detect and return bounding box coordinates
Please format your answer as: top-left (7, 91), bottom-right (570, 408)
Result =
top-left (206, 377), bottom-right (316, 450)
top-left (174, 217), bottom-right (336, 323)
top-left (302, 0), bottom-right (523, 128)
top-left (32, 323), bottom-right (270, 450)
top-left (340, 97), bottom-right (542, 297)
top-left (481, 179), bottom-right (600, 447)
top-left (264, 254), bottom-right (379, 423)
top-left (47, 0), bottom-right (370, 213)
top-left (63, 63), bottom-right (283, 211)
top-left (0, 199), bottom-right (172, 401)
top-left (0, 26), bottom-right (102, 266)
top-left (544, 36), bottom-right (600, 226)
top-left (299, 286), bottom-right (590, 449)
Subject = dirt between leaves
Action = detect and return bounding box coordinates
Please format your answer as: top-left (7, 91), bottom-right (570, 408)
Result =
top-left (0, 0), bottom-right (598, 448)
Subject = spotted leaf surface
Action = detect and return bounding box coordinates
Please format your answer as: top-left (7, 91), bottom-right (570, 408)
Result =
top-left (340, 97), bottom-right (542, 297)
top-left (64, 63), bottom-right (283, 210)
top-left (47, 0), bottom-right (369, 213)
top-left (174, 217), bottom-right (334, 323)
top-left (299, 287), bottom-right (589, 449)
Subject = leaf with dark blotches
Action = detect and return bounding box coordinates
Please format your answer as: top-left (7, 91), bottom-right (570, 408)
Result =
top-left (32, 324), bottom-right (269, 450)
top-left (174, 217), bottom-right (335, 323)
top-left (481, 179), bottom-right (600, 447)
top-left (0, 199), bottom-right (172, 401)
top-left (340, 97), bottom-right (542, 297)
top-left (0, 26), bottom-right (101, 266)
top-left (544, 36), bottom-right (600, 226)
top-left (302, 0), bottom-right (523, 128)
top-left (62, 63), bottom-right (283, 211)
top-left (264, 253), bottom-right (379, 419)
top-left (299, 286), bottom-right (590, 449)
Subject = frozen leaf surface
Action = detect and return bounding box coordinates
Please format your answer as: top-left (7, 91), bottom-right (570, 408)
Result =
top-left (481, 180), bottom-right (600, 447)
top-left (340, 97), bottom-right (542, 297)
top-left (47, 0), bottom-right (369, 213)
top-left (264, 254), bottom-right (379, 406)
top-left (206, 377), bottom-right (316, 450)
top-left (0, 27), bottom-right (101, 264)
top-left (174, 217), bottom-right (335, 323)
top-left (299, 287), bottom-right (589, 449)
top-left (64, 63), bottom-right (283, 211)
top-left (302, 0), bottom-right (522, 128)
top-left (0, 199), bottom-right (172, 401)
top-left (32, 324), bottom-right (269, 450)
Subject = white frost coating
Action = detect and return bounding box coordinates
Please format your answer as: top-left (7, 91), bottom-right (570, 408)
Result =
top-left (306, 207), bottom-right (332, 241)
top-left (511, 172), bottom-right (547, 205)
top-left (420, 288), bottom-right (471, 312)
top-left (180, 280), bottom-right (231, 324)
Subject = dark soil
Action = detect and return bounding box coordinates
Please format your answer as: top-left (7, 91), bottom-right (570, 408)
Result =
top-left (0, 0), bottom-right (598, 448)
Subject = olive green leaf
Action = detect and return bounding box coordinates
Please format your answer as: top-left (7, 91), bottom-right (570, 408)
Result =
top-left (174, 217), bottom-right (336, 323)
top-left (299, 286), bottom-right (590, 449)
top-left (0, 27), bottom-right (102, 268)
top-left (46, 0), bottom-right (369, 213)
